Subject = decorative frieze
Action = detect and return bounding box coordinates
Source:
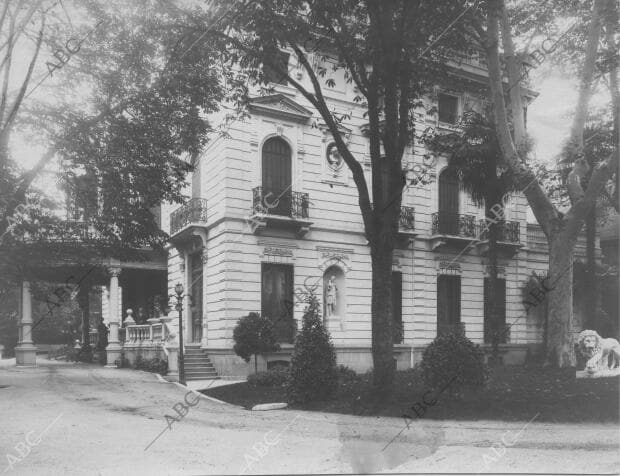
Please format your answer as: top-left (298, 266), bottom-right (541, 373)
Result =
top-left (263, 247), bottom-right (294, 257)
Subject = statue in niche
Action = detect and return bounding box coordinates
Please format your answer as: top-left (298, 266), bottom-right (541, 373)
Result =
top-left (325, 275), bottom-right (338, 317)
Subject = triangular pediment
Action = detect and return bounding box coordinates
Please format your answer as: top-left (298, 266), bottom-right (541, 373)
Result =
top-left (248, 94), bottom-right (313, 123)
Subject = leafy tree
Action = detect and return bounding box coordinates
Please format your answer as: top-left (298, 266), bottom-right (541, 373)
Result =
top-left (479, 0), bottom-right (618, 366)
top-left (428, 111), bottom-right (521, 360)
top-left (0, 0), bottom-right (224, 257)
top-left (199, 0), bottom-right (480, 395)
top-left (233, 312), bottom-right (281, 373)
top-left (287, 294), bottom-right (337, 404)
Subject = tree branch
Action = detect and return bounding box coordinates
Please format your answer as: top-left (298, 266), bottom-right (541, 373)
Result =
top-left (485, 0), bottom-right (558, 238)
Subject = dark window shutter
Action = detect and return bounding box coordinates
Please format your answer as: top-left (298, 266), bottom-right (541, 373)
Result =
top-left (437, 275), bottom-right (461, 335)
top-left (262, 137), bottom-right (292, 216)
top-left (438, 169), bottom-right (459, 234)
top-left (261, 263), bottom-right (294, 342)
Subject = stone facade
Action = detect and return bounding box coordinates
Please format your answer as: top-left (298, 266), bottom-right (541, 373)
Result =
top-left (160, 53), bottom-right (597, 377)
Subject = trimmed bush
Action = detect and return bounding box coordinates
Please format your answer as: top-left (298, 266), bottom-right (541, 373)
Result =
top-left (247, 367), bottom-right (290, 387)
top-left (421, 332), bottom-right (487, 393)
top-left (233, 312), bottom-right (281, 373)
top-left (135, 355), bottom-right (168, 375)
top-left (287, 294), bottom-right (338, 404)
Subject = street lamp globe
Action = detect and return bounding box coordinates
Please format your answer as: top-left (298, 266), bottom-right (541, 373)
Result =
top-left (174, 283), bottom-right (184, 296)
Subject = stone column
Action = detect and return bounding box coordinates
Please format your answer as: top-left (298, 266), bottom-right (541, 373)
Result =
top-left (16, 281), bottom-right (37, 366)
top-left (105, 267), bottom-right (122, 367)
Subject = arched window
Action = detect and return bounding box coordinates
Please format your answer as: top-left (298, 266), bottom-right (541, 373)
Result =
top-left (438, 168), bottom-right (460, 234)
top-left (262, 137), bottom-right (292, 216)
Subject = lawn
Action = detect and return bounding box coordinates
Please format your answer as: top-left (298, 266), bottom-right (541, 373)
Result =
top-left (202, 365), bottom-right (619, 422)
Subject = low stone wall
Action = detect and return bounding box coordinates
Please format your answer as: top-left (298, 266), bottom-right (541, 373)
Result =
top-left (205, 344), bottom-right (414, 377)
top-left (122, 344), bottom-right (167, 366)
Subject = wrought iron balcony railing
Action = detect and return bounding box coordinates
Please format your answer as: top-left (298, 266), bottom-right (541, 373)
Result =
top-left (431, 212), bottom-right (477, 238)
top-left (170, 198), bottom-right (208, 235)
top-left (252, 186), bottom-right (309, 220)
top-left (16, 221), bottom-right (100, 243)
top-left (399, 206), bottom-right (415, 231)
top-left (478, 220), bottom-right (520, 243)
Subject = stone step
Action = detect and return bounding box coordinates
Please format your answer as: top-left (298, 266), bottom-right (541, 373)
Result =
top-left (185, 373), bottom-right (219, 379)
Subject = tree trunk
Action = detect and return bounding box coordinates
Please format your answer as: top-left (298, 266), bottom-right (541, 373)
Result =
top-left (545, 237), bottom-right (576, 367)
top-left (488, 217), bottom-right (501, 362)
top-left (584, 205), bottom-right (597, 330)
top-left (370, 240), bottom-right (395, 397)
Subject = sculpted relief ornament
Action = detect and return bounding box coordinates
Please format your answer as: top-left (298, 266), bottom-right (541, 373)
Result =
top-left (576, 330), bottom-right (620, 378)
top-left (326, 142), bottom-right (344, 172)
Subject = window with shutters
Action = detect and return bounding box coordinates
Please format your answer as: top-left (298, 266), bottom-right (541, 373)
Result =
top-left (437, 275), bottom-right (461, 336)
top-left (438, 168), bottom-right (460, 234)
top-left (261, 137), bottom-right (292, 217)
top-left (438, 93), bottom-right (459, 124)
top-left (261, 263), bottom-right (295, 342)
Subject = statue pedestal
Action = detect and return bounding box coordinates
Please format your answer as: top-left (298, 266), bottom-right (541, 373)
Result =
top-left (576, 368), bottom-right (620, 379)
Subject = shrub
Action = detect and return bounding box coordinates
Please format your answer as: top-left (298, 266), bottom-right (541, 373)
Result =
top-left (336, 365), bottom-right (360, 383)
top-left (287, 294), bottom-right (338, 404)
top-left (135, 355), bottom-right (168, 375)
top-left (421, 332), bottom-right (487, 393)
top-left (233, 312), bottom-right (280, 373)
top-left (247, 367), bottom-right (290, 387)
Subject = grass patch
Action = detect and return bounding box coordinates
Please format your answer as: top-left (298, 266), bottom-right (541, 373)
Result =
top-left (202, 365), bottom-right (619, 422)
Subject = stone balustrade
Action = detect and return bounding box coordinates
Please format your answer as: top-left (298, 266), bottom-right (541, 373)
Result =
top-left (121, 310), bottom-right (171, 367)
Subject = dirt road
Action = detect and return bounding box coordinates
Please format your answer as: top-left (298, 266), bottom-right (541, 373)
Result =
top-left (1, 359), bottom-right (618, 475)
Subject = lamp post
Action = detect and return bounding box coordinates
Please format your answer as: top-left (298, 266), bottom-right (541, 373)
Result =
top-left (174, 283), bottom-right (186, 385)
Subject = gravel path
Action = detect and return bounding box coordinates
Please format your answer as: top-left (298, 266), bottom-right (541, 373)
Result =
top-left (0, 359), bottom-right (618, 475)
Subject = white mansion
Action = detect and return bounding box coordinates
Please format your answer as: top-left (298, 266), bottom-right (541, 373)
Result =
top-left (12, 49), bottom-right (597, 376)
top-left (147, 51), bottom-right (595, 378)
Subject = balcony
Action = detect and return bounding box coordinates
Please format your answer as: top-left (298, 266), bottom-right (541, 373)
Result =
top-left (250, 186), bottom-right (312, 237)
top-left (15, 220), bottom-right (101, 244)
top-left (476, 220), bottom-right (522, 257)
top-left (169, 198), bottom-right (208, 244)
top-left (430, 212), bottom-right (477, 250)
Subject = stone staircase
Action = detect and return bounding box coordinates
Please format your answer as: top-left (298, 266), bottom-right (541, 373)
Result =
top-left (183, 345), bottom-right (218, 381)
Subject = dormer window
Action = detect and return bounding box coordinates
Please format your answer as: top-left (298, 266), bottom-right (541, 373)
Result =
top-left (438, 93), bottom-right (459, 125)
top-left (263, 50), bottom-right (290, 86)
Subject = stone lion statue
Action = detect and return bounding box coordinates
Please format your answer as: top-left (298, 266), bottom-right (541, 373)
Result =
top-left (577, 330), bottom-right (620, 373)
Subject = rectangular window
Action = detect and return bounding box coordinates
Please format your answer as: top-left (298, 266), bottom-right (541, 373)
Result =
top-left (261, 263), bottom-right (295, 342)
top-left (263, 51), bottom-right (290, 86)
top-left (392, 271), bottom-right (403, 344)
top-left (484, 277), bottom-right (507, 343)
top-left (438, 93), bottom-right (459, 124)
top-left (437, 275), bottom-right (461, 336)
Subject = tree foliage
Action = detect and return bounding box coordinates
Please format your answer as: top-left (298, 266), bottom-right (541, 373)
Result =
top-left (0, 0), bottom-right (224, 270)
top-left (287, 294), bottom-right (337, 404)
top-left (232, 312), bottom-right (281, 372)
